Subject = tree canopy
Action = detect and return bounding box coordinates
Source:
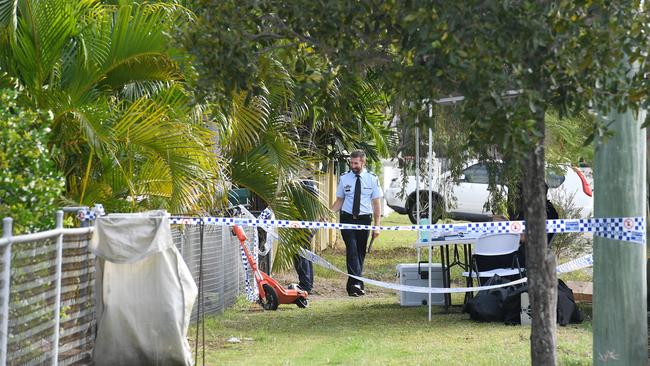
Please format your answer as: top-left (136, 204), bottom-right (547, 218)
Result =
top-left (189, 1), bottom-right (650, 363)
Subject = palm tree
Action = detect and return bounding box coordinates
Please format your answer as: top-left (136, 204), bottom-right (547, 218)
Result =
top-left (214, 54), bottom-right (394, 267)
top-left (0, 0), bottom-right (223, 213)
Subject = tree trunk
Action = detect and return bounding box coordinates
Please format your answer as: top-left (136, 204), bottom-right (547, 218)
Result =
top-left (593, 108), bottom-right (647, 365)
top-left (523, 111), bottom-right (557, 365)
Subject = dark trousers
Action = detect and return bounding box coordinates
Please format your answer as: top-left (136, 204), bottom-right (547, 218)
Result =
top-left (293, 255), bottom-right (313, 292)
top-left (340, 212), bottom-right (372, 293)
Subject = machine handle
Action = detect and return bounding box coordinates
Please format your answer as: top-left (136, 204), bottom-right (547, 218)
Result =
top-left (231, 225), bottom-right (248, 242)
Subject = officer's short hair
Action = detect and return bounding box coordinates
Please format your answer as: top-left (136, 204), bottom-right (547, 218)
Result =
top-left (350, 150), bottom-right (366, 160)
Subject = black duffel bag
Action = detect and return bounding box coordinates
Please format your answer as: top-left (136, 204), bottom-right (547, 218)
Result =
top-left (503, 279), bottom-right (584, 326)
top-left (463, 274), bottom-right (512, 322)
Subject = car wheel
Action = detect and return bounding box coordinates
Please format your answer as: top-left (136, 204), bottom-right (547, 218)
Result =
top-left (407, 192), bottom-right (444, 224)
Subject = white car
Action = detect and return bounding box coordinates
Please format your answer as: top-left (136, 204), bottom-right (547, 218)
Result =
top-left (385, 162), bottom-right (594, 224)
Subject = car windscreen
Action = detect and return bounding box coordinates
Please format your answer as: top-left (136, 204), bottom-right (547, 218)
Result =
top-left (546, 171), bottom-right (566, 188)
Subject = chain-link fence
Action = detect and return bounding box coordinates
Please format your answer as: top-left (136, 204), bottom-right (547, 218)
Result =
top-left (1, 215), bottom-right (252, 365)
top-left (172, 224), bottom-right (254, 322)
top-left (2, 219), bottom-right (96, 366)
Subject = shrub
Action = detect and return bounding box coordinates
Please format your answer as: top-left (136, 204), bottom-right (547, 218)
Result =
top-left (0, 89), bottom-right (64, 235)
top-left (549, 189), bottom-right (592, 261)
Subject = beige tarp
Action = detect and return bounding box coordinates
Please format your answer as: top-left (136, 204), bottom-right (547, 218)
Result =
top-left (90, 211), bottom-right (197, 366)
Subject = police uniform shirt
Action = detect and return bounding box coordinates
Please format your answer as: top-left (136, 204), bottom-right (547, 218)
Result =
top-left (336, 169), bottom-right (383, 216)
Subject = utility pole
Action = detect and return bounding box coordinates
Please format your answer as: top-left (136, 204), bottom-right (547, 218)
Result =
top-left (593, 108), bottom-right (647, 365)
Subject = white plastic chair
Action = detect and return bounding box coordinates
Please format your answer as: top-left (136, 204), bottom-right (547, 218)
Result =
top-left (462, 233), bottom-right (523, 284)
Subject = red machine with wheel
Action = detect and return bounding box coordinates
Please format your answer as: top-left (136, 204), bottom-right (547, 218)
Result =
top-left (232, 225), bottom-right (309, 310)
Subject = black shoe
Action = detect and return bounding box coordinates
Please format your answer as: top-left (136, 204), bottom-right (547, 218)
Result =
top-left (296, 284), bottom-right (312, 293)
top-left (352, 284), bottom-right (365, 296)
top-left (348, 291), bottom-right (360, 297)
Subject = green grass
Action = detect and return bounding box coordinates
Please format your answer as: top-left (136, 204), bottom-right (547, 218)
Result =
top-left (197, 297), bottom-right (592, 366)
top-left (373, 213), bottom-right (419, 250)
top-left (197, 212), bottom-right (593, 365)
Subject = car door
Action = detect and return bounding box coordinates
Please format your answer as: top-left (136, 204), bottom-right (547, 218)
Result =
top-left (451, 163), bottom-right (492, 217)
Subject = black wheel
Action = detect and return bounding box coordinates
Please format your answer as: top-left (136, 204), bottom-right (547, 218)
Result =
top-left (295, 297), bottom-right (309, 308)
top-left (260, 284), bottom-right (279, 310)
top-left (407, 191), bottom-right (444, 224)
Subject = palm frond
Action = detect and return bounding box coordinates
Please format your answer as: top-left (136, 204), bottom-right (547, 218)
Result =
top-left (102, 54), bottom-right (182, 90)
top-left (0, 0), bottom-right (18, 32)
top-left (120, 80), bottom-right (172, 102)
top-left (12, 0), bottom-right (78, 89)
top-left (216, 91), bottom-right (270, 155)
top-left (270, 181), bottom-right (332, 270)
top-left (111, 96), bottom-right (222, 213)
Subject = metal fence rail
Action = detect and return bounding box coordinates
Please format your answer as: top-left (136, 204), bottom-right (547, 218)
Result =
top-left (1, 215), bottom-right (95, 366)
top-left (0, 214), bottom-right (249, 365)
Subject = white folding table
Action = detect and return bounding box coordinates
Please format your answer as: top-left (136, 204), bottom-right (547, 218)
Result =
top-left (413, 233), bottom-right (480, 320)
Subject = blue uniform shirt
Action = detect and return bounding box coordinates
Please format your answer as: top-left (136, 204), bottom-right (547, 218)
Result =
top-left (336, 169), bottom-right (383, 216)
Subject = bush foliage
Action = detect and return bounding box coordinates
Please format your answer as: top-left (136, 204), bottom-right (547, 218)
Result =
top-left (0, 89), bottom-right (64, 234)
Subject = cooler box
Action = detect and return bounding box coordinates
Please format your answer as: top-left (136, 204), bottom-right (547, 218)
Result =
top-left (396, 263), bottom-right (445, 306)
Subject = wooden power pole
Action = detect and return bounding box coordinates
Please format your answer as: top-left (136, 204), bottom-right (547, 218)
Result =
top-left (593, 108), bottom-right (647, 364)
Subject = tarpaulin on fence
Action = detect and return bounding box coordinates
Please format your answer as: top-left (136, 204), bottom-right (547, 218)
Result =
top-left (90, 211), bottom-right (197, 366)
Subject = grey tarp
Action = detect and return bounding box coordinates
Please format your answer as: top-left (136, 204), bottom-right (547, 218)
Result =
top-left (90, 211), bottom-right (197, 366)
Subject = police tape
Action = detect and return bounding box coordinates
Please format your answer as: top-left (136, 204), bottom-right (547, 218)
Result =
top-left (298, 248), bottom-right (593, 294)
top-left (169, 216), bottom-right (646, 244)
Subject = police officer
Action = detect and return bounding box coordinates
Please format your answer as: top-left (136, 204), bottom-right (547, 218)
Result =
top-left (331, 150), bottom-right (382, 296)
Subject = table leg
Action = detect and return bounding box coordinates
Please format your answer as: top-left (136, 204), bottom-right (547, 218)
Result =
top-left (439, 244), bottom-right (448, 310)
top-left (463, 243), bottom-right (473, 304)
top-left (444, 244), bottom-right (452, 309)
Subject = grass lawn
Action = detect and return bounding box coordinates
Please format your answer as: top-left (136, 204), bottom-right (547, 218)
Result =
top-left (198, 298), bottom-right (592, 365)
top-left (197, 212), bottom-right (593, 365)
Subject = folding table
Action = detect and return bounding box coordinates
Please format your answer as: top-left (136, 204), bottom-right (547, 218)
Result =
top-left (413, 232), bottom-right (480, 319)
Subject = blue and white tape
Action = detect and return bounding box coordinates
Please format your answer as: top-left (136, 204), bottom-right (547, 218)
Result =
top-left (239, 247), bottom-right (257, 301)
top-left (166, 214), bottom-right (616, 296)
top-left (299, 248), bottom-right (594, 294)
top-left (77, 204), bottom-right (105, 221)
top-left (170, 216), bottom-right (646, 244)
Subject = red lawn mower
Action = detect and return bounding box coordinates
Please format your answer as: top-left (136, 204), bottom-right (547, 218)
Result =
top-left (232, 224), bottom-right (309, 310)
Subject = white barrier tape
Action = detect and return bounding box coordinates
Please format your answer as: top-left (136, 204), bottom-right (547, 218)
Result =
top-left (556, 254), bottom-right (593, 274)
top-left (170, 216), bottom-right (646, 244)
top-left (239, 247), bottom-right (257, 302)
top-left (257, 208), bottom-right (277, 256)
top-left (299, 248), bottom-right (594, 294)
top-left (77, 204), bottom-right (105, 221)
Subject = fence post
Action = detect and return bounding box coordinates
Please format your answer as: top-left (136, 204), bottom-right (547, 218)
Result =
top-left (51, 211), bottom-right (64, 366)
top-left (222, 227), bottom-right (228, 309)
top-left (1, 217), bottom-right (13, 366)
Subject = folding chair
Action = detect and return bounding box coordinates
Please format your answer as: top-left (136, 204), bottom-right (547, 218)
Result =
top-left (462, 233), bottom-right (523, 287)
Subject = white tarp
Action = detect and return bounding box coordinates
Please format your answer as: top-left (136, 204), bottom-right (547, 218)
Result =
top-left (90, 211), bottom-right (197, 366)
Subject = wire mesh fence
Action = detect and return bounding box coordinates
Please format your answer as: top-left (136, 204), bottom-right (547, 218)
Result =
top-left (4, 230), bottom-right (95, 366)
top-left (7, 236), bottom-right (59, 365)
top-left (1, 216), bottom-right (252, 365)
top-left (172, 224), bottom-right (253, 322)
